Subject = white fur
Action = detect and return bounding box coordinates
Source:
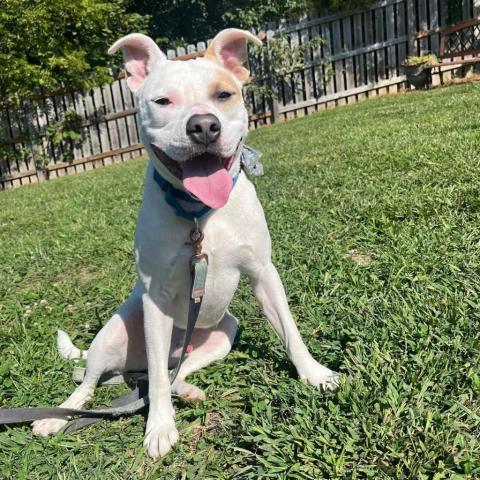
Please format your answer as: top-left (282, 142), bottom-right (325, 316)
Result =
top-left (57, 330), bottom-right (88, 360)
top-left (32, 29), bottom-right (339, 459)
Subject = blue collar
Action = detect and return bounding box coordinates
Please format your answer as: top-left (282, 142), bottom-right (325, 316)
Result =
top-left (153, 166), bottom-right (240, 221)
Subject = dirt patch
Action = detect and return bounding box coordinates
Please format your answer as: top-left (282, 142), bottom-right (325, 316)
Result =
top-left (190, 410), bottom-right (224, 449)
top-left (78, 267), bottom-right (99, 283)
top-left (345, 249), bottom-right (371, 265)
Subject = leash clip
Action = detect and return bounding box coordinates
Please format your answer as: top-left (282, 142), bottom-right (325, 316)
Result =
top-left (190, 217), bottom-right (205, 257)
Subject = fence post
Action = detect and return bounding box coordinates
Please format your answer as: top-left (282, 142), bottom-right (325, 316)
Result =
top-left (265, 29), bottom-right (280, 124)
top-left (24, 99), bottom-right (48, 183)
top-left (406, 0), bottom-right (418, 55)
top-left (35, 160), bottom-right (47, 182)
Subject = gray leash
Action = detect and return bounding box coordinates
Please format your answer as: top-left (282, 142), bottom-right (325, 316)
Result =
top-left (0, 381), bottom-right (149, 428)
top-left (62, 378), bottom-right (149, 434)
top-left (0, 221), bottom-right (207, 432)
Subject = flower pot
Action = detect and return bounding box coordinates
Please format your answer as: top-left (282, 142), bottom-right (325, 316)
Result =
top-left (402, 62), bottom-right (431, 90)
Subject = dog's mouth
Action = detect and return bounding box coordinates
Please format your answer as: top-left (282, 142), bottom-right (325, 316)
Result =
top-left (151, 144), bottom-right (235, 209)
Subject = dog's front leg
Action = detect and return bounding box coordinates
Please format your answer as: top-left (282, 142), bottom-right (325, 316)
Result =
top-left (249, 263), bottom-right (339, 390)
top-left (142, 292), bottom-right (178, 459)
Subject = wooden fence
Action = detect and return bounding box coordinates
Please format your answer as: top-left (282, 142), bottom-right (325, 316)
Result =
top-left (1, 0), bottom-right (478, 189)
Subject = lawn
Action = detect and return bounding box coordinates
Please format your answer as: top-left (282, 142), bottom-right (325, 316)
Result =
top-left (1, 83), bottom-right (480, 479)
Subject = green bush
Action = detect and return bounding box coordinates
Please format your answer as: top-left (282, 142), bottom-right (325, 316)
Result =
top-left (0, 0), bottom-right (147, 102)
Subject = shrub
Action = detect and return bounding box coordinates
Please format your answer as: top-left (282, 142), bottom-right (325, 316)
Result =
top-left (0, 0), bottom-right (148, 102)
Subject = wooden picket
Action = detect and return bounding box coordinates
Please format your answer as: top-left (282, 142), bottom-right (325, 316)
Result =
top-left (1, 0), bottom-right (478, 189)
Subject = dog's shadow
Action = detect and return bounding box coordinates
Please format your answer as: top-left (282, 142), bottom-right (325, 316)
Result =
top-left (232, 323), bottom-right (298, 378)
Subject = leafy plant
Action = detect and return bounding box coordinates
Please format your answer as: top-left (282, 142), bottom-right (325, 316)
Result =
top-left (44, 109), bottom-right (83, 164)
top-left (46, 110), bottom-right (83, 147)
top-left (0, 144), bottom-right (29, 172)
top-left (127, 0), bottom-right (310, 48)
top-left (247, 32), bottom-right (329, 98)
top-left (308, 0), bottom-right (374, 10)
top-left (0, 0), bottom-right (148, 103)
top-left (267, 33), bottom-right (325, 77)
top-left (403, 54), bottom-right (440, 66)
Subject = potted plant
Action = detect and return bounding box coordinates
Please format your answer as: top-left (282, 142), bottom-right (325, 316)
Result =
top-left (402, 54), bottom-right (439, 89)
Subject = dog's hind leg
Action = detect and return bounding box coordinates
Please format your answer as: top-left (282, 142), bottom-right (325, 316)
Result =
top-left (170, 311), bottom-right (238, 402)
top-left (32, 286), bottom-right (146, 436)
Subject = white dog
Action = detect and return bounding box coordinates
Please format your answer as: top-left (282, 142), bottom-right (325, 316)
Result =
top-left (32, 29), bottom-right (339, 459)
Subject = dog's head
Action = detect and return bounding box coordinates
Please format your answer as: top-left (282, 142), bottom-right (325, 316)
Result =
top-left (109, 29), bottom-right (261, 209)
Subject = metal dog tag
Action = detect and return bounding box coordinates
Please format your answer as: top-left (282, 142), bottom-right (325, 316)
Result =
top-left (191, 256), bottom-right (208, 301)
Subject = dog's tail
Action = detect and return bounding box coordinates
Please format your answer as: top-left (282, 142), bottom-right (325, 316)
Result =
top-left (57, 330), bottom-right (88, 360)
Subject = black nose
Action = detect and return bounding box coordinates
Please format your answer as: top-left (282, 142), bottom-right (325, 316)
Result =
top-left (186, 114), bottom-right (221, 146)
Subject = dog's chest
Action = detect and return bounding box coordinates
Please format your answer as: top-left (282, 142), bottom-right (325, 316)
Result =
top-left (185, 238), bottom-right (243, 327)
top-left (136, 216), bottom-right (252, 329)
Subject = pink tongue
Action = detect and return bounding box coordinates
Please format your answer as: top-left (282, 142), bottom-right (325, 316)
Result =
top-left (182, 154), bottom-right (232, 209)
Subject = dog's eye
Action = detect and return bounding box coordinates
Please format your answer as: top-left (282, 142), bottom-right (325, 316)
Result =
top-left (217, 91), bottom-right (234, 101)
top-left (153, 97), bottom-right (171, 106)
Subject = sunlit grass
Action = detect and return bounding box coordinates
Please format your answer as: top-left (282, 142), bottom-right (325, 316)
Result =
top-left (1, 82), bottom-right (480, 479)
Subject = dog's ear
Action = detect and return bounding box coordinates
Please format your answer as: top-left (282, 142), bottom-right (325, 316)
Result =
top-left (108, 33), bottom-right (166, 92)
top-left (204, 29), bottom-right (262, 83)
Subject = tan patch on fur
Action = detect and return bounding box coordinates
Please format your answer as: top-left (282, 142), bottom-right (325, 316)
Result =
top-left (204, 39), bottom-right (220, 64)
top-left (209, 70), bottom-right (242, 109)
top-left (204, 39), bottom-right (250, 83)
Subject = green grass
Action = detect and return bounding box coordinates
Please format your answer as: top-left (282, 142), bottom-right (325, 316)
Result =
top-left (1, 83), bottom-right (480, 479)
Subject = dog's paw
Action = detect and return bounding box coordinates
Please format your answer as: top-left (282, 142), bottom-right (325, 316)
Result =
top-left (172, 381), bottom-right (206, 403)
top-left (298, 362), bottom-right (340, 391)
top-left (31, 418), bottom-right (68, 436)
top-left (143, 414), bottom-right (178, 459)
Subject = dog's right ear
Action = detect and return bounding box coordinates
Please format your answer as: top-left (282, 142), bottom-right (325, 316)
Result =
top-left (108, 34), bottom-right (166, 92)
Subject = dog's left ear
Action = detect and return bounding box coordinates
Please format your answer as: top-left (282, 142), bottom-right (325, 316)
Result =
top-left (204, 28), bottom-right (262, 83)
